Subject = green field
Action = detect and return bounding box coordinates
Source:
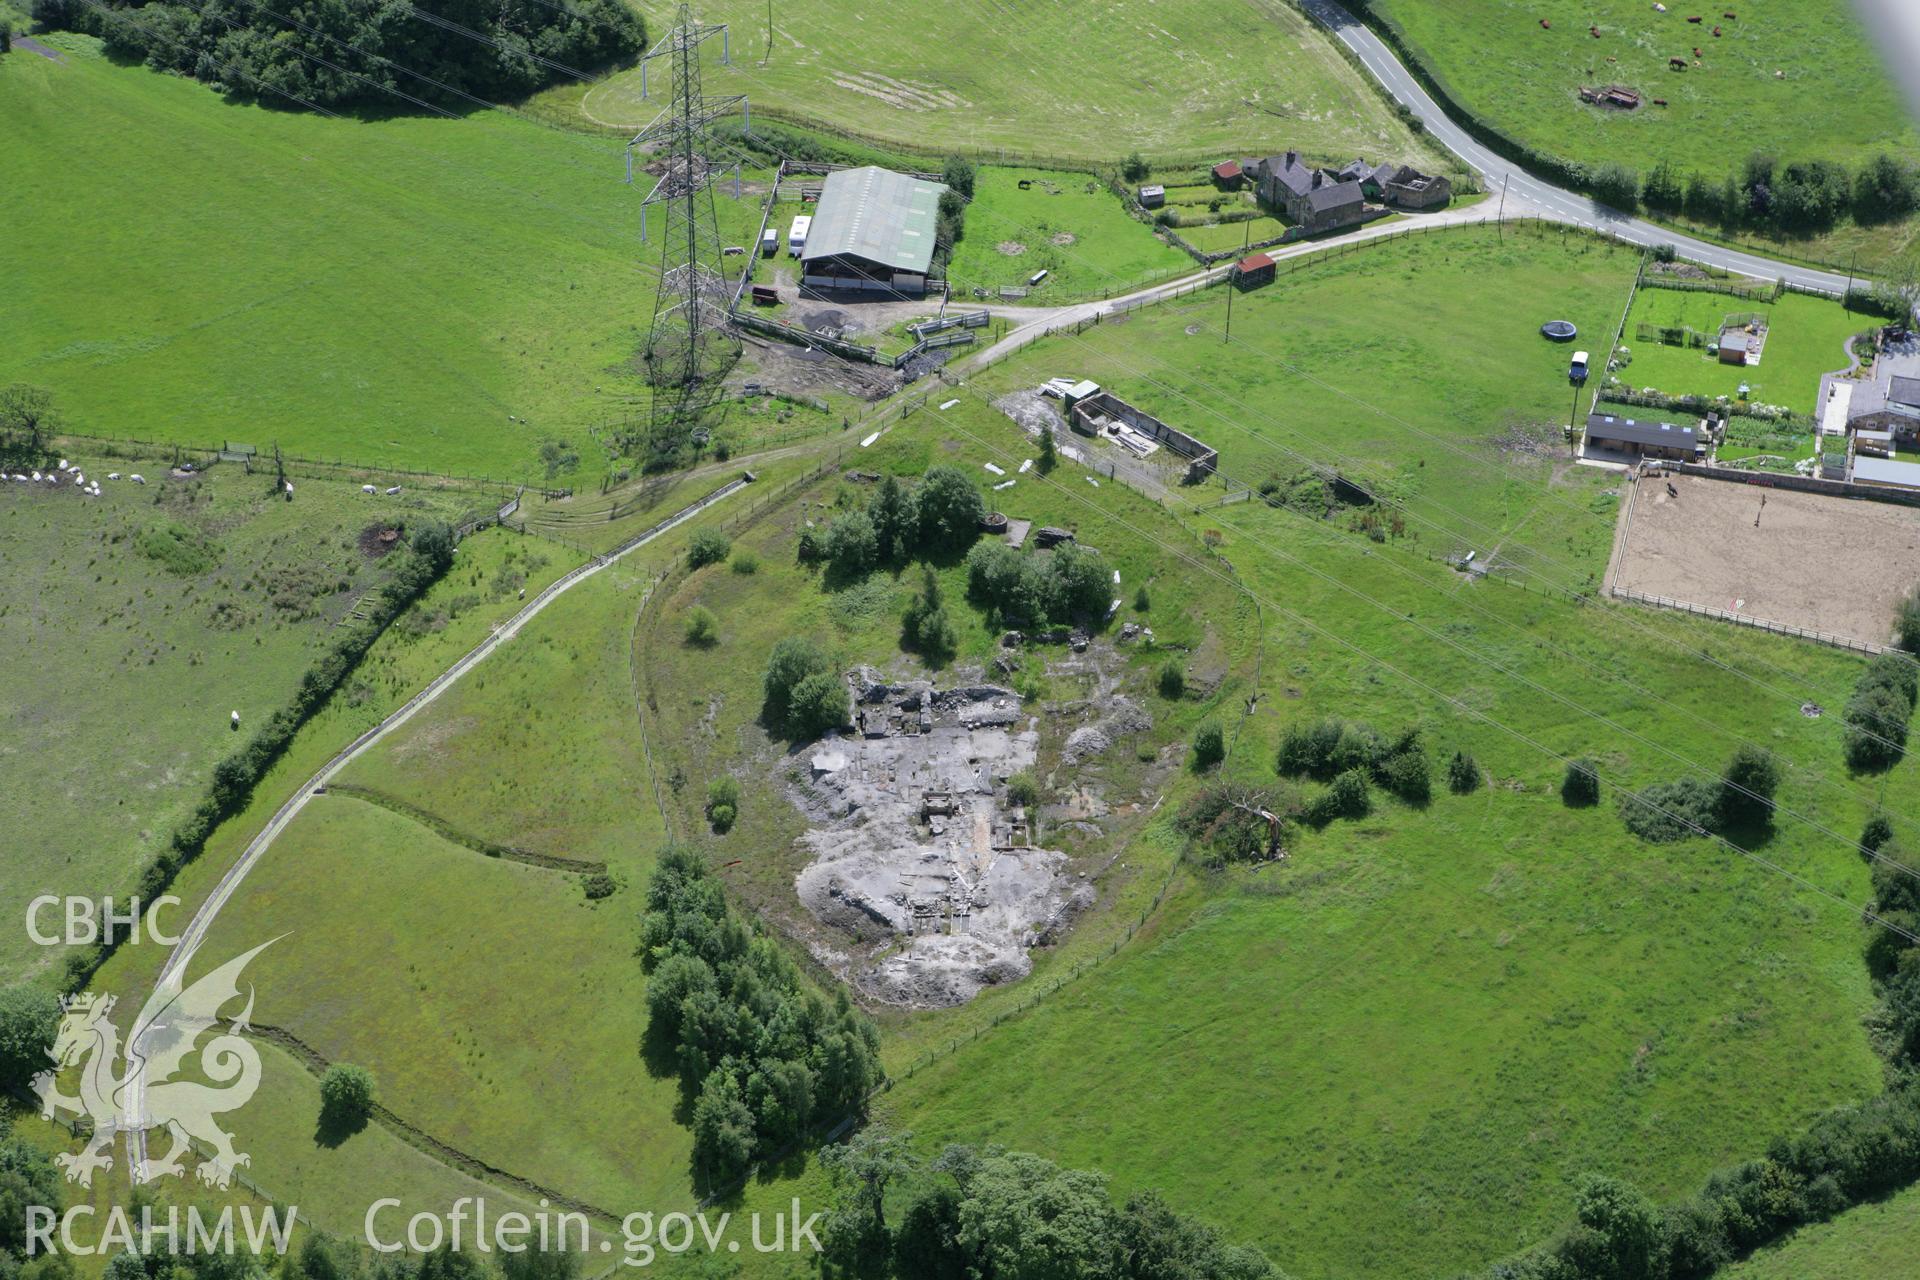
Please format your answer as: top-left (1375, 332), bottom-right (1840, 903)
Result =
top-left (0, 36), bottom-right (772, 483)
top-left (1620, 286), bottom-right (1865, 415)
top-left (0, 454), bottom-right (481, 983)
top-left (672, 418), bottom-right (1897, 1279)
top-left (983, 222), bottom-right (1642, 583)
top-left (565, 0), bottom-right (1448, 170)
top-left (1720, 1181), bottom-right (1920, 1279)
top-left (945, 168), bottom-right (1194, 301)
top-left (1367, 0), bottom-right (1920, 179)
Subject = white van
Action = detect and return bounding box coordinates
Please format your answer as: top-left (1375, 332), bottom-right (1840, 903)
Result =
top-left (760, 228), bottom-right (778, 256)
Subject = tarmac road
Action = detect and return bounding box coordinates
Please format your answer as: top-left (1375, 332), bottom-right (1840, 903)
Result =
top-left (1295, 0), bottom-right (1858, 294)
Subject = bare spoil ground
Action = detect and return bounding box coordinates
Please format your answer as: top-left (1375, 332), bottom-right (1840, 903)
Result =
top-left (779, 647), bottom-right (1163, 1009)
top-left (1613, 471), bottom-right (1920, 647)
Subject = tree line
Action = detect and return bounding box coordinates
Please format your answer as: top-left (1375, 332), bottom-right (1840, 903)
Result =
top-left (818, 1129), bottom-right (1285, 1280)
top-left (640, 845), bottom-right (883, 1191)
top-left (29, 0), bottom-right (644, 112)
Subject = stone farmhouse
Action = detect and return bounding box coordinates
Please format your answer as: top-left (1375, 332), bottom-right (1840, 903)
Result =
top-left (1237, 151), bottom-right (1453, 234)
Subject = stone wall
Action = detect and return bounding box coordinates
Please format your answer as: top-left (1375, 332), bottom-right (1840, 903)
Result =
top-left (1071, 390), bottom-right (1218, 483)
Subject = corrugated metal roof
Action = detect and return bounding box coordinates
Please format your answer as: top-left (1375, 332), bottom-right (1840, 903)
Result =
top-left (1853, 455), bottom-right (1920, 488)
top-left (1585, 413), bottom-right (1699, 449)
top-left (800, 166), bottom-right (946, 273)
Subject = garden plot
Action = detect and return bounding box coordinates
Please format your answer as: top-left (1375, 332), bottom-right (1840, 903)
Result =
top-left (786, 671), bottom-right (1095, 1008)
top-left (1612, 471), bottom-right (1920, 646)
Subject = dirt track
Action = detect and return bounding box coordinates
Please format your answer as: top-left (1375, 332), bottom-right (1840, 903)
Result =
top-left (1612, 472), bottom-right (1920, 647)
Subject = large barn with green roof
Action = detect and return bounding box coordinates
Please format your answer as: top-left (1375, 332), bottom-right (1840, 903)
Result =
top-left (798, 166), bottom-right (947, 298)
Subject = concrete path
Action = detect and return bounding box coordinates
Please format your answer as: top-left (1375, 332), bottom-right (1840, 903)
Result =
top-left (125, 477), bottom-right (749, 1179)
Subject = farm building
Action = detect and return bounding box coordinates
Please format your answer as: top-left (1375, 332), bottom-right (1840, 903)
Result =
top-left (1852, 455), bottom-right (1920, 491)
top-left (1212, 160), bottom-right (1244, 188)
top-left (1362, 162), bottom-right (1453, 210)
top-left (1138, 184), bottom-right (1166, 209)
top-left (1585, 412), bottom-right (1704, 460)
top-left (1233, 251), bottom-right (1276, 289)
top-left (798, 166), bottom-right (948, 298)
top-left (1718, 326), bottom-right (1754, 365)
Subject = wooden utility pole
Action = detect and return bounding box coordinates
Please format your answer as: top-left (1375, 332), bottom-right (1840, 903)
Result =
top-left (1497, 173), bottom-right (1510, 237)
top-left (1224, 219), bottom-right (1249, 345)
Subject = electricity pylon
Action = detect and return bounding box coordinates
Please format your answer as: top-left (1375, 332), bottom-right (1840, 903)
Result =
top-left (627, 3), bottom-right (747, 399)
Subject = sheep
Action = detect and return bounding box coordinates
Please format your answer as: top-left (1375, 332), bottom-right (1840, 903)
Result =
top-left (108, 473), bottom-right (120, 481)
top-left (58, 459), bottom-right (68, 470)
top-left (230, 710), bottom-right (241, 729)
top-left (385, 485), bottom-right (402, 495)
top-left (362, 484), bottom-right (377, 494)
top-left (131, 474), bottom-right (145, 484)
top-left (31, 471), bottom-right (42, 482)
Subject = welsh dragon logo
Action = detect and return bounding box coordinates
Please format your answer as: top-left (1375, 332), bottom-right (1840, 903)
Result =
top-left (33, 938), bottom-right (279, 1189)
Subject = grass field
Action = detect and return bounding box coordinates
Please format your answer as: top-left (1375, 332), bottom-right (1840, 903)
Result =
top-left (1620, 286), bottom-right (1866, 415)
top-left (1720, 1181), bottom-right (1920, 1278)
top-left (0, 36), bottom-right (771, 483)
top-left (982, 222), bottom-right (1643, 584)
top-left (678, 462), bottom-right (1898, 1280)
top-left (945, 168), bottom-right (1194, 302)
top-left (113, 480), bottom-right (762, 1222)
top-left (1367, 0), bottom-right (1920, 179)
top-left (567, 0), bottom-right (1448, 171)
top-left (0, 455), bottom-right (478, 984)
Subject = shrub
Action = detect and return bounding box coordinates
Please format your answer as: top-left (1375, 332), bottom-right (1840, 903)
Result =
top-left (1005, 771), bottom-right (1038, 808)
top-left (915, 465), bottom-right (987, 553)
top-left (763, 636), bottom-right (832, 727)
top-left (1561, 758), bottom-right (1600, 807)
top-left (1192, 722), bottom-right (1226, 770)
top-left (940, 155), bottom-right (976, 200)
top-left (825, 511), bottom-right (879, 578)
top-left (688, 529), bottom-right (732, 569)
top-left (319, 1064), bottom-right (375, 1130)
top-left (1845, 682), bottom-right (1912, 772)
top-left (1157, 660), bottom-right (1186, 700)
top-left (1175, 786), bottom-right (1286, 865)
top-left (732, 549), bottom-right (759, 575)
top-left (1038, 424), bottom-right (1059, 474)
top-left (582, 872), bottom-right (616, 901)
top-left (789, 671), bottom-right (851, 738)
top-left (706, 777), bottom-right (740, 833)
top-left (1133, 584), bottom-right (1150, 612)
top-left (1619, 776), bottom-right (1720, 843)
top-left (1717, 744), bottom-right (1780, 827)
top-left (0, 985), bottom-right (61, 1092)
top-left (1122, 152), bottom-right (1149, 182)
top-left (1379, 749), bottom-right (1430, 805)
top-left (1310, 768), bottom-right (1371, 824)
top-left (1447, 750), bottom-right (1480, 794)
top-left (683, 605), bottom-right (719, 647)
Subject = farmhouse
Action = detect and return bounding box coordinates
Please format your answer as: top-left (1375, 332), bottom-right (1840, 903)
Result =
top-left (1243, 151), bottom-right (1369, 234)
top-left (1585, 411), bottom-right (1704, 460)
top-left (1817, 329), bottom-right (1920, 443)
top-left (799, 166), bottom-right (948, 298)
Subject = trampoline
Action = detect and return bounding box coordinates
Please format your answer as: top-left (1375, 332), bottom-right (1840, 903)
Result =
top-left (1540, 320), bottom-right (1578, 341)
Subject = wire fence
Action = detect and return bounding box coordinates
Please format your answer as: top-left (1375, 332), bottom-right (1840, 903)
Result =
top-left (52, 431), bottom-right (567, 498)
top-left (1610, 588), bottom-right (1888, 654)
